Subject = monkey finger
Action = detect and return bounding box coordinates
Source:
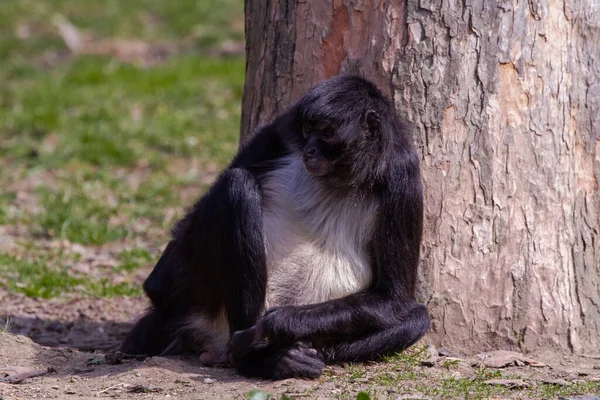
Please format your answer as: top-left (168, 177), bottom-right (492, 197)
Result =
top-left (275, 343), bottom-right (325, 380)
top-left (295, 342), bottom-right (321, 358)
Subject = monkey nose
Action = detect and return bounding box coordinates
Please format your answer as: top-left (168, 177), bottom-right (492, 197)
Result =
top-left (304, 148), bottom-right (316, 158)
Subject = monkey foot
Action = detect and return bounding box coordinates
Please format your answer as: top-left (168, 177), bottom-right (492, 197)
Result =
top-left (199, 351), bottom-right (215, 366)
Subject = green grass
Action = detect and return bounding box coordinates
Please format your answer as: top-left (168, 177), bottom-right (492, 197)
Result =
top-left (0, 0), bottom-right (244, 44)
top-left (1, 55), bottom-right (243, 169)
top-left (0, 253), bottom-right (82, 298)
top-left (37, 185), bottom-right (128, 245)
top-left (0, 0), bottom-right (244, 298)
top-left (0, 253), bottom-right (141, 298)
top-left (116, 248), bottom-right (154, 271)
top-left (0, 51), bottom-right (244, 246)
top-left (0, 191), bottom-right (16, 224)
top-left (312, 347), bottom-right (600, 399)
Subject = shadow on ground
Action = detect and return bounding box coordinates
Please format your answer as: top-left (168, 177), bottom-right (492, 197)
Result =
top-left (0, 291), bottom-right (255, 387)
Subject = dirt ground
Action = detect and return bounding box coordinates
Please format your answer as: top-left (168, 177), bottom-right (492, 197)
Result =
top-left (0, 291), bottom-right (319, 399)
top-left (1, 289), bottom-right (600, 399)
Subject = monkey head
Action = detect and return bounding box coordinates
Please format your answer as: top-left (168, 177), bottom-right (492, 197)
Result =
top-left (289, 75), bottom-right (399, 189)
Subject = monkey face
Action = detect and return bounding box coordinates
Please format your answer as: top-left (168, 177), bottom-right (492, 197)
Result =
top-left (300, 121), bottom-right (342, 177)
top-left (293, 75), bottom-right (393, 187)
top-left (299, 113), bottom-right (382, 188)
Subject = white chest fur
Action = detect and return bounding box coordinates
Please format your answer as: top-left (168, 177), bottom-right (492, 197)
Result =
top-left (261, 157), bottom-right (378, 308)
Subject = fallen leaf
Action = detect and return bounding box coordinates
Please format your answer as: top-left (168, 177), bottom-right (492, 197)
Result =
top-left (473, 350), bottom-right (545, 368)
top-left (438, 347), bottom-right (462, 358)
top-left (128, 384), bottom-right (162, 393)
top-left (421, 344), bottom-right (439, 366)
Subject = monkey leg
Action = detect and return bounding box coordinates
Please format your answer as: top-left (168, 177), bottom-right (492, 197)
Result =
top-left (122, 167), bottom-right (267, 357)
top-left (120, 308), bottom-right (174, 356)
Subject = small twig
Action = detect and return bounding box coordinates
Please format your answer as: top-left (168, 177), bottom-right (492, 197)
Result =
top-left (1, 316), bottom-right (10, 333)
top-left (73, 341), bottom-right (121, 352)
top-left (95, 382), bottom-right (125, 396)
top-left (1, 369), bottom-right (48, 384)
top-left (581, 354), bottom-right (600, 359)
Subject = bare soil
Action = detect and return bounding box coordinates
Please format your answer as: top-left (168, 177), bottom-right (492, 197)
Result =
top-left (0, 290), bottom-right (325, 399)
top-left (1, 288), bottom-right (600, 399)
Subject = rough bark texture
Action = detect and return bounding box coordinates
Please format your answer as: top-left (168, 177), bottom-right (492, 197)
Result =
top-left (241, 0), bottom-right (600, 354)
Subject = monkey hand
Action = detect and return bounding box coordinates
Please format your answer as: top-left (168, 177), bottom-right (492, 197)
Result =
top-left (229, 309), bottom-right (324, 379)
top-left (229, 325), bottom-right (267, 359)
top-left (229, 307), bottom-right (296, 358)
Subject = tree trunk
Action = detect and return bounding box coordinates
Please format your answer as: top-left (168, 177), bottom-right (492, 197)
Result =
top-left (241, 0), bottom-right (600, 355)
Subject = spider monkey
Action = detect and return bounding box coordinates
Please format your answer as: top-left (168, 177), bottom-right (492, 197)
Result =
top-left (121, 75), bottom-right (430, 380)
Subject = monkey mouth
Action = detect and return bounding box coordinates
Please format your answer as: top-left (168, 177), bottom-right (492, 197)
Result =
top-left (302, 158), bottom-right (331, 177)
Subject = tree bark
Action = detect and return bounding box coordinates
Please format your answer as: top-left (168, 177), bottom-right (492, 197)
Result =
top-left (241, 0), bottom-right (600, 355)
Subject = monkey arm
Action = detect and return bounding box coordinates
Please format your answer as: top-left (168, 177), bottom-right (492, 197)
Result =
top-left (214, 168), bottom-right (268, 333)
top-left (254, 291), bottom-right (424, 344)
top-left (181, 166), bottom-right (270, 333)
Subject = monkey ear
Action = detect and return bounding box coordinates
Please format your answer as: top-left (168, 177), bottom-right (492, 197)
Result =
top-left (364, 110), bottom-right (381, 136)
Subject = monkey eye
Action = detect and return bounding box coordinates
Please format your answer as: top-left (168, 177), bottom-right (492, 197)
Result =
top-left (321, 127), bottom-right (335, 139)
top-left (303, 122), bottom-right (316, 139)
top-left (302, 127), bottom-right (311, 139)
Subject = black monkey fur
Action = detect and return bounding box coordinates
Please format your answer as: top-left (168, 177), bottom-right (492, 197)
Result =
top-left (121, 75), bottom-right (430, 380)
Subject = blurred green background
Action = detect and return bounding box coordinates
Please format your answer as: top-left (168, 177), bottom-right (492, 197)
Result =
top-left (0, 0), bottom-right (245, 297)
